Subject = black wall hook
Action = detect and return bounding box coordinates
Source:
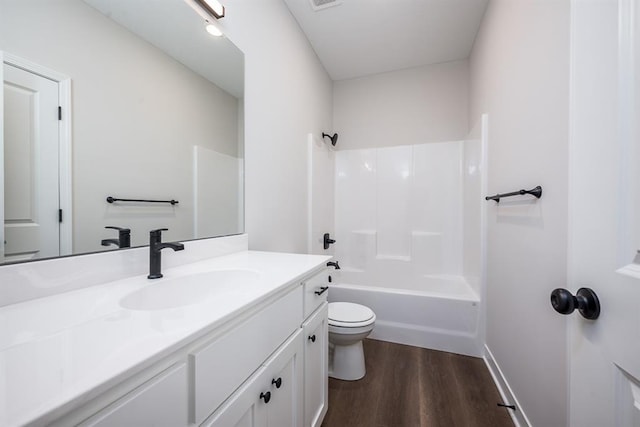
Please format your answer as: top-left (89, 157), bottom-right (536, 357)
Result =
top-left (497, 403), bottom-right (516, 411)
top-left (322, 132), bottom-right (338, 146)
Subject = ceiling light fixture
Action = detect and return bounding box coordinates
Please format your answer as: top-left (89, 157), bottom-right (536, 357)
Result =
top-left (309, 0), bottom-right (342, 12)
top-left (194, 0), bottom-right (225, 19)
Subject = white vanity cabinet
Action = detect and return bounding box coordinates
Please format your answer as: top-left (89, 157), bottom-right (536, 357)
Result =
top-left (38, 263), bottom-right (329, 427)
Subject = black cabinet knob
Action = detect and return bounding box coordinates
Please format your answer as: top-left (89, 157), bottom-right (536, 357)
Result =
top-left (550, 287), bottom-right (600, 320)
top-left (308, 335), bottom-right (316, 343)
top-left (272, 377), bottom-right (282, 389)
top-left (260, 391), bottom-right (271, 403)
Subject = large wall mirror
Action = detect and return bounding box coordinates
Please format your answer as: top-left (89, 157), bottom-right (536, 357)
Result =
top-left (0, 0), bottom-right (244, 264)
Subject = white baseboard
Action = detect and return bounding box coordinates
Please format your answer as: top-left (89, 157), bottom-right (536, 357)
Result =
top-left (483, 344), bottom-right (531, 427)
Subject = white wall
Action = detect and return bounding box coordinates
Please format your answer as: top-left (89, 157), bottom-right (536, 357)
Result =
top-left (221, 0), bottom-right (333, 253)
top-left (0, 0), bottom-right (240, 252)
top-left (333, 60), bottom-right (469, 150)
top-left (469, 1), bottom-right (570, 426)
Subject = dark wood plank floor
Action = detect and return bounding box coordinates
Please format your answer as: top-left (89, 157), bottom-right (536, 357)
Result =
top-left (321, 339), bottom-right (514, 427)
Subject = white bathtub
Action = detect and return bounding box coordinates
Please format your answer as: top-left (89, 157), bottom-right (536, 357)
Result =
top-left (328, 276), bottom-right (482, 357)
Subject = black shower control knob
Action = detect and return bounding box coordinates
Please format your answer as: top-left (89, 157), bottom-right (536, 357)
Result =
top-left (550, 287), bottom-right (600, 320)
top-left (323, 233), bottom-right (336, 250)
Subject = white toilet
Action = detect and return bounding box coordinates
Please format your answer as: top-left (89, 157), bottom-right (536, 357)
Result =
top-left (328, 302), bottom-right (376, 381)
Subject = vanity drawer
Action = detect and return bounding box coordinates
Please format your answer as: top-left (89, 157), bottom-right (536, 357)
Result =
top-left (190, 286), bottom-right (303, 424)
top-left (303, 269), bottom-right (329, 319)
top-left (79, 363), bottom-right (188, 427)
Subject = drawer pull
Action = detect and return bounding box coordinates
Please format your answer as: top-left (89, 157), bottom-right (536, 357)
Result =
top-left (272, 377), bottom-right (282, 389)
top-left (308, 335), bottom-right (316, 343)
top-left (314, 286), bottom-right (329, 296)
top-left (260, 391), bottom-right (271, 404)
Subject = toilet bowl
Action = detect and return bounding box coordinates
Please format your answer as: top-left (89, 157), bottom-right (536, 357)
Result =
top-left (328, 302), bottom-right (376, 381)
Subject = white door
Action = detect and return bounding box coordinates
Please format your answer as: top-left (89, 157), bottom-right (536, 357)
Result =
top-left (568, 0), bottom-right (640, 425)
top-left (3, 62), bottom-right (60, 262)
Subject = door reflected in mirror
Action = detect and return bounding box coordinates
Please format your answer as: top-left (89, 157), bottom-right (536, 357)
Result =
top-left (0, 0), bottom-right (244, 264)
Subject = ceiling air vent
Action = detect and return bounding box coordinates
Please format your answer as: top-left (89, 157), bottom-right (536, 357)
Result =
top-left (309, 0), bottom-right (342, 11)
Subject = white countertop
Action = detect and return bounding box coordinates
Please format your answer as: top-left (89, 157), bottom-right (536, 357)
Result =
top-left (0, 250), bottom-right (330, 427)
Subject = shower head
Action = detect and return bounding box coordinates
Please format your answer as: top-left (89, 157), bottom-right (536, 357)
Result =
top-left (322, 132), bottom-right (338, 146)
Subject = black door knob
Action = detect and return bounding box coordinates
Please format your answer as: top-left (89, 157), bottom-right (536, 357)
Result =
top-left (272, 377), bottom-right (282, 389)
top-left (308, 334), bottom-right (316, 343)
top-left (550, 288), bottom-right (600, 319)
top-left (260, 391), bottom-right (271, 403)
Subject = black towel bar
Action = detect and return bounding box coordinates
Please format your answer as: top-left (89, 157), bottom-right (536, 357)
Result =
top-left (485, 186), bottom-right (542, 203)
top-left (106, 196), bottom-right (179, 205)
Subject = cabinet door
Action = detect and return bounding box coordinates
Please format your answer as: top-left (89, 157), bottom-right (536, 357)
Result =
top-left (202, 330), bottom-right (303, 427)
top-left (202, 366), bottom-right (268, 427)
top-left (303, 303), bottom-right (328, 427)
top-left (264, 329), bottom-right (304, 427)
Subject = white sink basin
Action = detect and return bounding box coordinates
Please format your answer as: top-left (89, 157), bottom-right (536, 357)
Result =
top-left (120, 270), bottom-right (261, 311)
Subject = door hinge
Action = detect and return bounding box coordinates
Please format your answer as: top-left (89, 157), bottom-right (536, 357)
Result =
top-left (58, 106), bottom-right (62, 121)
top-left (59, 209), bottom-right (63, 223)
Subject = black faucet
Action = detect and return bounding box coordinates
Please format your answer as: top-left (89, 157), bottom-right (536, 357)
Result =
top-left (101, 226), bottom-right (131, 248)
top-left (327, 261), bottom-right (340, 270)
top-left (148, 228), bottom-right (184, 279)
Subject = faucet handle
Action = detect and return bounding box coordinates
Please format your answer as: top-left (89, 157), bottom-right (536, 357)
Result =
top-left (105, 226), bottom-right (131, 248)
top-left (105, 226), bottom-right (130, 231)
top-left (150, 228), bottom-right (169, 235)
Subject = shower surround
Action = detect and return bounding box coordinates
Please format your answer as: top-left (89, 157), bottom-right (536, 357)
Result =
top-left (329, 121), bottom-right (485, 356)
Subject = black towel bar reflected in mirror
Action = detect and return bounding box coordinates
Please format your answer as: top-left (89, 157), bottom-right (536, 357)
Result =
top-left (106, 196), bottom-right (179, 205)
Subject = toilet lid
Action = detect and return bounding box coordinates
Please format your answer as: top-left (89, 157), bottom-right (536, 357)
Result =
top-left (328, 302), bottom-right (375, 326)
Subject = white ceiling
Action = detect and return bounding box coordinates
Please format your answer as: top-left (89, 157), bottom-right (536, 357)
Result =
top-left (283, 0), bottom-right (489, 81)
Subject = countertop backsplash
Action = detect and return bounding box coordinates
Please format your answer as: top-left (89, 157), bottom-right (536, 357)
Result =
top-left (0, 234), bottom-right (249, 308)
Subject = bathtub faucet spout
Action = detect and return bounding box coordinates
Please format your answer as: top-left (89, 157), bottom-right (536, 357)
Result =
top-left (327, 261), bottom-right (340, 270)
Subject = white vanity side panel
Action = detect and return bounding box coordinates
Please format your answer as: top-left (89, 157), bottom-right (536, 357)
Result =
top-left (190, 286), bottom-right (303, 424)
top-left (78, 363), bottom-right (188, 427)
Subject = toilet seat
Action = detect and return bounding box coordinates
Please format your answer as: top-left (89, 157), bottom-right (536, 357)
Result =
top-left (328, 302), bottom-right (376, 328)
